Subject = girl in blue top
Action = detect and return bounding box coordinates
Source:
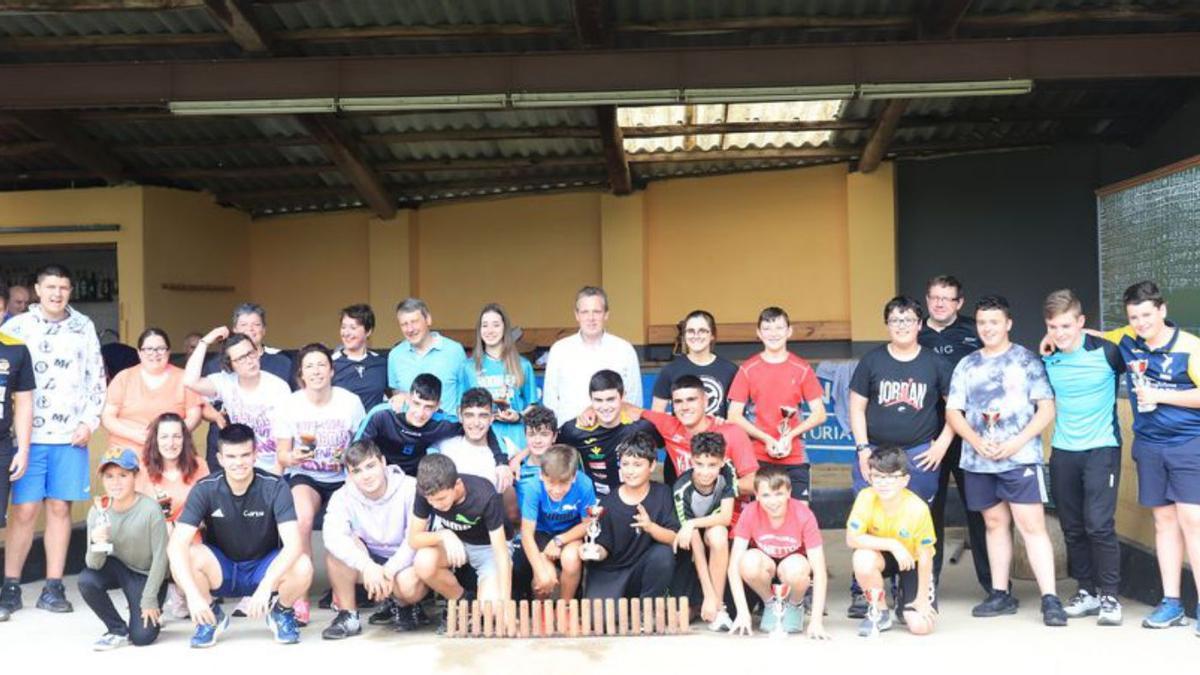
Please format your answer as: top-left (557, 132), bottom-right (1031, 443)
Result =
top-left (460, 303), bottom-right (539, 457)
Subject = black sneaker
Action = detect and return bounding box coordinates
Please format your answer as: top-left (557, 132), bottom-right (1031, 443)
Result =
top-left (436, 606), bottom-right (450, 635)
top-left (321, 610), bottom-right (362, 640)
top-left (847, 590), bottom-right (868, 619)
top-left (393, 604), bottom-right (420, 633)
top-left (1041, 594), bottom-right (1068, 627)
top-left (318, 589), bottom-right (334, 610)
top-left (368, 598), bottom-right (399, 626)
top-left (415, 602), bottom-right (433, 626)
top-left (36, 582), bottom-right (73, 613)
top-left (972, 590), bottom-right (1019, 617)
top-left (0, 581), bottom-right (22, 613)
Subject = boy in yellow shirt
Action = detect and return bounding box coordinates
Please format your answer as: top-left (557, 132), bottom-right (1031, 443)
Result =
top-left (847, 446), bottom-right (937, 637)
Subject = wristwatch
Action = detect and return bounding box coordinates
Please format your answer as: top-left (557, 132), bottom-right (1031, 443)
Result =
top-left (552, 535), bottom-right (565, 548)
top-left (856, 443), bottom-right (872, 453)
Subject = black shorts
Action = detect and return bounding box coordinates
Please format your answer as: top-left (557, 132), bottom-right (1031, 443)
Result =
top-left (759, 462), bottom-right (811, 500)
top-left (881, 552), bottom-right (936, 611)
top-left (286, 474), bottom-right (343, 530)
top-left (0, 439), bottom-right (12, 528)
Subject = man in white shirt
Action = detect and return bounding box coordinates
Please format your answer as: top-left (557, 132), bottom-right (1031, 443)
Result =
top-left (542, 287), bottom-right (642, 423)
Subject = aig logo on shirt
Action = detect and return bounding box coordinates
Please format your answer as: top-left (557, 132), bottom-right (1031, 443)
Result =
top-left (0, 358), bottom-right (9, 375)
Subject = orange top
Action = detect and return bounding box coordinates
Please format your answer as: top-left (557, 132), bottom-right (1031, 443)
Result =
top-left (135, 461), bottom-right (210, 523)
top-left (105, 364), bottom-right (201, 452)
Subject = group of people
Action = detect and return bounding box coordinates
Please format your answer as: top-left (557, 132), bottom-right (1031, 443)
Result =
top-left (0, 266), bottom-right (1198, 650)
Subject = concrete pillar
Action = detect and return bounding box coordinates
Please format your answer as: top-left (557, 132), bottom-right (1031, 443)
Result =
top-left (599, 193), bottom-right (647, 345)
top-left (846, 162), bottom-right (898, 344)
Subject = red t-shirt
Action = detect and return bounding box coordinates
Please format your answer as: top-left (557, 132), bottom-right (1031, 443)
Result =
top-left (728, 353), bottom-right (824, 465)
top-left (640, 410), bottom-right (759, 477)
top-left (732, 499), bottom-right (823, 560)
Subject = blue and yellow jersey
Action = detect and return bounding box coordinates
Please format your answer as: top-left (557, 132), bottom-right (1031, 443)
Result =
top-left (1102, 323), bottom-right (1200, 445)
top-left (846, 487), bottom-right (936, 558)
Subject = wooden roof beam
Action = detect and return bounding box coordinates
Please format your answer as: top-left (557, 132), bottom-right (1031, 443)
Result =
top-left (297, 115), bottom-right (396, 219)
top-left (11, 111), bottom-right (128, 184)
top-left (595, 105), bottom-right (632, 195)
top-left (202, 0), bottom-right (272, 54)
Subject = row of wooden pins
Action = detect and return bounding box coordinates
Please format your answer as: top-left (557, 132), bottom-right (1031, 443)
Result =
top-left (444, 597), bottom-right (691, 638)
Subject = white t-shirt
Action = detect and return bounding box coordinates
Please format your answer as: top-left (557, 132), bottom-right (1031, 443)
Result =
top-left (208, 370), bottom-right (292, 471)
top-left (273, 387), bottom-right (366, 484)
top-left (433, 436), bottom-right (499, 490)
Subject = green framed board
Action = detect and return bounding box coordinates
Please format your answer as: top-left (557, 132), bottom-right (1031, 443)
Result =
top-left (1098, 156), bottom-right (1200, 333)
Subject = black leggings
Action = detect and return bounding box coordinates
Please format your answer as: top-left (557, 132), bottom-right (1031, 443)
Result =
top-left (1049, 446), bottom-right (1121, 595)
top-left (78, 558), bottom-right (167, 646)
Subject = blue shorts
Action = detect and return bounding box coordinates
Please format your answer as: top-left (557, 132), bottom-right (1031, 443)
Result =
top-left (963, 465), bottom-right (1047, 511)
top-left (1132, 436), bottom-right (1200, 507)
top-left (209, 546), bottom-right (281, 598)
top-left (851, 441), bottom-right (941, 503)
top-left (11, 443), bottom-right (90, 504)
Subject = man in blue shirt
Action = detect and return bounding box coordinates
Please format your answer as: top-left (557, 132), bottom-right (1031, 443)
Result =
top-left (1042, 289), bottom-right (1125, 626)
top-left (387, 298), bottom-right (466, 419)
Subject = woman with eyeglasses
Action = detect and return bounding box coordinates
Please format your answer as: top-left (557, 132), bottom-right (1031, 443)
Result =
top-left (650, 310), bottom-right (739, 418)
top-left (102, 328), bottom-right (202, 453)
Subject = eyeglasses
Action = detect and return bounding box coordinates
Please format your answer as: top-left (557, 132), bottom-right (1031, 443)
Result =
top-left (684, 328), bottom-right (712, 337)
top-left (926, 295), bottom-right (959, 304)
top-left (886, 318), bottom-right (919, 327)
top-left (869, 472), bottom-right (909, 484)
top-left (139, 346), bottom-right (169, 354)
top-left (229, 351), bottom-right (259, 366)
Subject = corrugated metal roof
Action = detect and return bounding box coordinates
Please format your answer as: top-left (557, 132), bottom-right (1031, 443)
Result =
top-left (620, 100), bottom-right (844, 153)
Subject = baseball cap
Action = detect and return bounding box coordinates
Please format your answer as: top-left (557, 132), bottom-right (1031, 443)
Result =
top-left (98, 448), bottom-right (140, 473)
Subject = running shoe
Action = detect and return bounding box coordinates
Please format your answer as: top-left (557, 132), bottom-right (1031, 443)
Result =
top-left (36, 581), bottom-right (73, 613)
top-left (857, 609), bottom-right (893, 637)
top-left (92, 632), bottom-right (129, 651)
top-left (972, 589), bottom-right (1019, 617)
top-left (759, 599), bottom-right (781, 633)
top-left (707, 607), bottom-right (734, 632)
top-left (0, 581), bottom-right (22, 614)
top-left (1142, 598), bottom-right (1186, 629)
top-left (190, 603), bottom-right (229, 648)
top-left (782, 602), bottom-right (806, 634)
top-left (369, 598), bottom-right (399, 626)
top-left (1041, 594), bottom-right (1068, 626)
top-left (267, 603), bottom-right (302, 644)
top-left (1097, 595), bottom-right (1123, 626)
top-left (847, 590), bottom-right (868, 619)
top-left (393, 603), bottom-right (421, 633)
top-left (321, 610), bottom-right (362, 640)
top-left (1064, 589), bottom-right (1101, 618)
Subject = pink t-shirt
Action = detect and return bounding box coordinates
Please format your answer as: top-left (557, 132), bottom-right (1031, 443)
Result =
top-left (105, 365), bottom-right (200, 451)
top-left (732, 499), bottom-right (823, 560)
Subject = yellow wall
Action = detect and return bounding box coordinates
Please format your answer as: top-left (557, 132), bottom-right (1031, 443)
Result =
top-left (847, 163), bottom-right (898, 342)
top-left (142, 187), bottom-right (251, 344)
top-left (644, 164), bottom-right (851, 326)
top-left (248, 210), bottom-right (372, 348)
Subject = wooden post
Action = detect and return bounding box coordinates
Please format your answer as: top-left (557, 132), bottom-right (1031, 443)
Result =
top-left (630, 597), bottom-right (641, 635)
top-left (506, 600), bottom-right (518, 637)
top-left (581, 598), bottom-right (592, 636)
top-left (618, 598), bottom-right (628, 635)
top-left (482, 601), bottom-right (494, 637)
top-left (642, 598), bottom-right (654, 635)
top-left (544, 599), bottom-right (556, 636)
top-left (568, 599), bottom-right (580, 637)
top-left (593, 599), bottom-right (605, 636)
top-left (519, 600), bottom-right (531, 637)
top-left (446, 597), bottom-right (458, 637)
top-left (458, 599), bottom-right (469, 636)
top-left (532, 600), bottom-right (544, 637)
top-left (606, 598), bottom-right (617, 636)
top-left (679, 597), bottom-right (690, 633)
top-left (556, 599), bottom-right (568, 637)
top-left (654, 597), bottom-right (666, 634)
top-left (666, 597), bottom-right (678, 634)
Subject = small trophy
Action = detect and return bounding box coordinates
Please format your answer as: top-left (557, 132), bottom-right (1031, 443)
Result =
top-left (580, 504), bottom-right (605, 560)
top-left (1130, 360), bottom-right (1157, 413)
top-left (494, 385), bottom-right (512, 413)
top-left (91, 496), bottom-right (114, 554)
top-left (769, 583), bottom-right (790, 639)
top-left (864, 587), bottom-right (887, 638)
top-left (154, 487), bottom-right (172, 518)
top-left (775, 406), bottom-right (798, 457)
top-left (297, 431), bottom-right (317, 465)
top-left (982, 404), bottom-right (1002, 443)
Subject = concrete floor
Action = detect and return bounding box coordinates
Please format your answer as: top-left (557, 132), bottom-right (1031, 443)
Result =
top-left (1, 530), bottom-right (1195, 673)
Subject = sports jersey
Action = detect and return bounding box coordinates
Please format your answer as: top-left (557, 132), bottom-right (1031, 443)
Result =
top-left (519, 471), bottom-right (597, 535)
top-left (332, 348), bottom-right (389, 412)
top-left (639, 409), bottom-right (758, 477)
top-left (433, 436), bottom-right (505, 490)
top-left (0, 334), bottom-right (35, 442)
top-left (458, 353), bottom-right (539, 455)
top-left (354, 403), bottom-right (502, 476)
top-left (178, 469), bottom-right (297, 562)
top-left (556, 415), bottom-right (661, 496)
top-left (1, 304), bottom-right (106, 444)
top-left (918, 315), bottom-right (981, 368)
top-left (273, 387), bottom-right (365, 483)
top-left (1102, 324), bottom-right (1200, 445)
top-left (849, 345), bottom-right (951, 448)
top-left (651, 355), bottom-right (739, 417)
top-left (728, 353), bottom-right (824, 465)
top-left (846, 487), bottom-right (937, 558)
top-left (947, 344), bottom-right (1054, 473)
top-left (1043, 334), bottom-right (1124, 450)
top-left (732, 499), bottom-right (823, 560)
top-left (412, 474), bottom-right (505, 546)
top-left (672, 461), bottom-right (737, 523)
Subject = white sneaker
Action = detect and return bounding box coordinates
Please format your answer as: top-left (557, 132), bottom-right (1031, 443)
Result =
top-left (233, 597), bottom-right (252, 617)
top-left (93, 633), bottom-right (129, 651)
top-left (1098, 595), bottom-right (1123, 626)
top-left (707, 607), bottom-right (734, 632)
top-left (164, 583), bottom-right (190, 620)
top-left (1064, 589), bottom-right (1101, 618)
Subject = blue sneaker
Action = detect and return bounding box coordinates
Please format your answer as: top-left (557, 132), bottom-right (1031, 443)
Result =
top-left (190, 603), bottom-right (229, 648)
top-left (1142, 598), bottom-right (1186, 629)
top-left (268, 603), bottom-right (301, 644)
